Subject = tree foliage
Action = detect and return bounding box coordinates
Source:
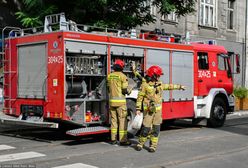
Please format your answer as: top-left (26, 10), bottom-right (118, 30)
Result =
top-left (16, 0), bottom-right (196, 29)
top-left (15, 0), bottom-right (57, 27)
top-left (153, 0), bottom-right (196, 16)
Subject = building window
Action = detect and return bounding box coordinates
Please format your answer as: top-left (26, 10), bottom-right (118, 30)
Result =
top-left (143, 0), bottom-right (155, 15)
top-left (150, 1), bottom-right (156, 16)
top-left (161, 11), bottom-right (178, 22)
top-left (227, 0), bottom-right (235, 29)
top-left (199, 0), bottom-right (216, 27)
top-left (198, 52), bottom-right (209, 70)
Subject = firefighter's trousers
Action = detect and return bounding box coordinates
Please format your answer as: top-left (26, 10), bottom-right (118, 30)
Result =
top-left (110, 105), bottom-right (128, 142)
top-left (137, 109), bottom-right (162, 150)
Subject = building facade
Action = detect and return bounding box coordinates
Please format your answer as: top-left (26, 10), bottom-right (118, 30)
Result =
top-left (0, 0), bottom-right (247, 86)
top-left (139, 0), bottom-right (247, 87)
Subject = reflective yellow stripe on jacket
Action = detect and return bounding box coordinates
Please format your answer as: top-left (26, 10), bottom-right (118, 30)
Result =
top-left (108, 71), bottom-right (128, 106)
top-left (109, 97), bottom-right (126, 103)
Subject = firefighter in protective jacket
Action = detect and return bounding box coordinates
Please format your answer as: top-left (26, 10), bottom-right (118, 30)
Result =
top-left (107, 59), bottom-right (131, 146)
top-left (135, 65), bottom-right (185, 152)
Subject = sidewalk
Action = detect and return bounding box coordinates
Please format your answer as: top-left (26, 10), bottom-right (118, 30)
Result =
top-left (227, 110), bottom-right (248, 118)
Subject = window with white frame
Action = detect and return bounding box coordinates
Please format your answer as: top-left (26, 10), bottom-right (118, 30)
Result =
top-left (143, 0), bottom-right (149, 8)
top-left (145, 0), bottom-right (157, 16)
top-left (149, 0), bottom-right (156, 16)
top-left (199, 0), bottom-right (217, 27)
top-left (143, 0), bottom-right (156, 17)
top-left (227, 0), bottom-right (235, 29)
top-left (161, 11), bottom-right (178, 22)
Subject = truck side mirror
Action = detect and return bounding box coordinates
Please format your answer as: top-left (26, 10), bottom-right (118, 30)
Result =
top-left (235, 54), bottom-right (240, 74)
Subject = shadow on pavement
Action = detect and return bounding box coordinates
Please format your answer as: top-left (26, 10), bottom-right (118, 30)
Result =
top-left (0, 119), bottom-right (202, 145)
top-left (1, 116), bottom-right (247, 145)
top-left (219, 116), bottom-right (248, 136)
top-left (161, 119), bottom-right (203, 131)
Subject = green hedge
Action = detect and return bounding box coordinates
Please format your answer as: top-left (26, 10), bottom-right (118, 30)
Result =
top-left (233, 87), bottom-right (248, 99)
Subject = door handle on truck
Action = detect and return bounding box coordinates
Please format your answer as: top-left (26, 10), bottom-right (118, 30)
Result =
top-left (198, 79), bottom-right (203, 82)
top-left (218, 79), bottom-right (223, 82)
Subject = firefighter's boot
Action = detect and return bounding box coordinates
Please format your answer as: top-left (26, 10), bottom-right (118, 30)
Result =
top-left (149, 125), bottom-right (160, 153)
top-left (149, 136), bottom-right (158, 152)
top-left (148, 146), bottom-right (156, 153)
top-left (135, 145), bottom-right (142, 151)
top-left (110, 127), bottom-right (118, 145)
top-left (110, 140), bottom-right (118, 145)
top-left (135, 136), bottom-right (147, 151)
top-left (135, 127), bottom-right (150, 151)
top-left (120, 141), bottom-right (131, 146)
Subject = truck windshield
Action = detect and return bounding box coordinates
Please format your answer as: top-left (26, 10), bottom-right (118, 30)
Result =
top-left (218, 53), bottom-right (232, 77)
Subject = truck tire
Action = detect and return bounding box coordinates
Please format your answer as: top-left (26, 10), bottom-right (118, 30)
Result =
top-left (207, 97), bottom-right (227, 128)
top-left (126, 99), bottom-right (137, 137)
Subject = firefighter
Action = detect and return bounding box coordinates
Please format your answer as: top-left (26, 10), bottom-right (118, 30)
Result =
top-left (107, 59), bottom-right (131, 146)
top-left (135, 65), bottom-right (185, 152)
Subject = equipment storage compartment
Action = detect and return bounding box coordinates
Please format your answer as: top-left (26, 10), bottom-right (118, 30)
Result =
top-left (65, 50), bottom-right (107, 126)
top-left (65, 99), bottom-right (107, 126)
top-left (110, 46), bottom-right (144, 88)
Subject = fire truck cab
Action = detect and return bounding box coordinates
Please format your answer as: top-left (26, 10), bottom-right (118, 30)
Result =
top-left (0, 13), bottom-right (238, 136)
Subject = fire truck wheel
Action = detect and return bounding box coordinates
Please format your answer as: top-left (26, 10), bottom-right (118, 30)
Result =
top-left (207, 97), bottom-right (227, 128)
top-left (126, 99), bottom-right (137, 137)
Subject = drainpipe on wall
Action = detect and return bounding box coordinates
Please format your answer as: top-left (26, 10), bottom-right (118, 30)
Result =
top-left (184, 13), bottom-right (190, 44)
top-left (245, 0), bottom-right (248, 87)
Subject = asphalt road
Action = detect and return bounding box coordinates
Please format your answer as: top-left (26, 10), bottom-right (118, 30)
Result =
top-left (0, 112), bottom-right (248, 168)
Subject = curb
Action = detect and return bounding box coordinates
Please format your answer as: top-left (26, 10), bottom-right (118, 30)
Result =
top-left (228, 111), bottom-right (248, 117)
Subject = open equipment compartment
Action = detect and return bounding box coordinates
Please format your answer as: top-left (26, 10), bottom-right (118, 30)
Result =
top-left (64, 41), bottom-right (108, 126)
top-left (110, 45), bottom-right (145, 89)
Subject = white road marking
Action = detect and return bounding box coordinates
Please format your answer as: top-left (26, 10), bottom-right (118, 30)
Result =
top-left (52, 163), bottom-right (99, 168)
top-left (0, 151), bottom-right (45, 162)
top-left (0, 145), bottom-right (15, 151)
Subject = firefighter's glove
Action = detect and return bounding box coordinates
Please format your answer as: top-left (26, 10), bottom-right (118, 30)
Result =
top-left (127, 87), bottom-right (132, 95)
top-left (180, 85), bottom-right (186, 91)
top-left (131, 61), bottom-right (136, 72)
top-left (149, 101), bottom-right (156, 113)
top-left (136, 110), bottom-right (141, 115)
top-left (122, 88), bottom-right (129, 95)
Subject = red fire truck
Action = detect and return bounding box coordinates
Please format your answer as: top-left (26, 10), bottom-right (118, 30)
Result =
top-left (0, 13), bottom-right (239, 136)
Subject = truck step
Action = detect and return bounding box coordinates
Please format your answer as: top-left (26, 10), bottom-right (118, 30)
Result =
top-left (66, 126), bottom-right (110, 136)
top-left (0, 116), bottom-right (59, 128)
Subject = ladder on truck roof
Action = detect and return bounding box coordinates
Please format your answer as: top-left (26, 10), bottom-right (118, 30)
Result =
top-left (44, 13), bottom-right (68, 32)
